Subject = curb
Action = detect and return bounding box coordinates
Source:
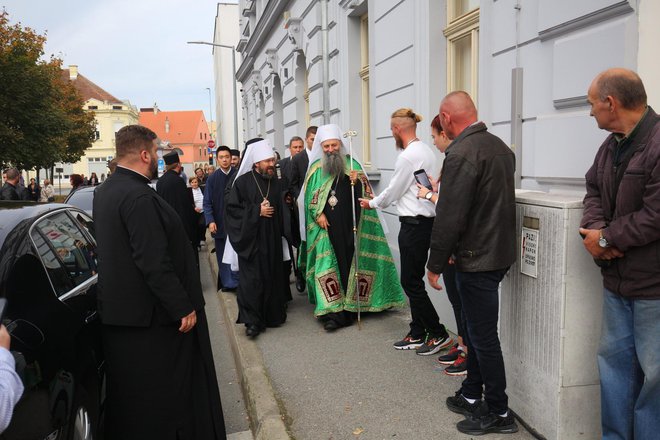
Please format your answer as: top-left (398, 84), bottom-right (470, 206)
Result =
top-left (206, 241), bottom-right (292, 440)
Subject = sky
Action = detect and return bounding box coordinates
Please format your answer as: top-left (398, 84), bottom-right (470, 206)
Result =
top-left (2, 0), bottom-right (236, 121)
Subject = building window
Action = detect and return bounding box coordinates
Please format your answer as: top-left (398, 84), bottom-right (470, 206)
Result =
top-left (444, 2), bottom-right (479, 100)
top-left (88, 105), bottom-right (98, 110)
top-left (359, 13), bottom-right (371, 167)
top-left (200, 133), bottom-right (203, 140)
top-left (112, 105), bottom-right (122, 110)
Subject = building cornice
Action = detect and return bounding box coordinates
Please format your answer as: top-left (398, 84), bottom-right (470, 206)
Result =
top-left (237, 0), bottom-right (291, 82)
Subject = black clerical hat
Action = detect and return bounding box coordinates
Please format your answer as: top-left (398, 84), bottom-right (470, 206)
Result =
top-left (163, 151), bottom-right (180, 165)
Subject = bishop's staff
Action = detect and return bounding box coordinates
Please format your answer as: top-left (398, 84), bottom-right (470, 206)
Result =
top-left (343, 130), bottom-right (361, 328)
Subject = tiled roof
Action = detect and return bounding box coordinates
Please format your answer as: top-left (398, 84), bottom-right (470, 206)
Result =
top-left (139, 110), bottom-right (208, 145)
top-left (60, 69), bottom-right (122, 104)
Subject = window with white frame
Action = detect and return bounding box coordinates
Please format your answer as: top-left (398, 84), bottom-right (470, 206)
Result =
top-left (444, 1), bottom-right (479, 100)
top-left (359, 13), bottom-right (371, 167)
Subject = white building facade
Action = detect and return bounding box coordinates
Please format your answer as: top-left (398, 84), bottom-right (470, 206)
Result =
top-left (233, 1), bottom-right (659, 436)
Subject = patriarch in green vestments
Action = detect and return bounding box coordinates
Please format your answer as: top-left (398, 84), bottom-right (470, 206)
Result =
top-left (299, 124), bottom-right (405, 331)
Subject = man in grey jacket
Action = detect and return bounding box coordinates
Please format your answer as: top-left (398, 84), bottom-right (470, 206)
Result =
top-left (426, 91), bottom-right (517, 436)
top-left (580, 68), bottom-right (660, 440)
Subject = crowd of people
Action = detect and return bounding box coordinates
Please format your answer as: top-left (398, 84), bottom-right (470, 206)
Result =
top-left (0, 67), bottom-right (657, 438)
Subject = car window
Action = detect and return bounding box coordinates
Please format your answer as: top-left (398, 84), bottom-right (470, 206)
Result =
top-left (30, 230), bottom-right (74, 296)
top-left (72, 210), bottom-right (96, 242)
top-left (66, 188), bottom-right (94, 213)
top-left (32, 211), bottom-right (98, 292)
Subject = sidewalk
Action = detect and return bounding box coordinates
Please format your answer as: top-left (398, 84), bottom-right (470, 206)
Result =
top-left (207, 246), bottom-right (537, 440)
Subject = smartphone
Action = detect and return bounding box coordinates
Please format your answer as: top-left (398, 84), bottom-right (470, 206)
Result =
top-left (413, 169), bottom-right (433, 191)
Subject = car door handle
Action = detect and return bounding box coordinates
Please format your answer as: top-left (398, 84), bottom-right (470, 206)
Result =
top-left (84, 310), bottom-right (98, 324)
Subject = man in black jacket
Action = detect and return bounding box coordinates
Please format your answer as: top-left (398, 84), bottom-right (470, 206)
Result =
top-left (288, 126), bottom-right (317, 198)
top-left (93, 125), bottom-right (225, 439)
top-left (426, 91), bottom-right (517, 436)
top-left (0, 168), bottom-right (27, 201)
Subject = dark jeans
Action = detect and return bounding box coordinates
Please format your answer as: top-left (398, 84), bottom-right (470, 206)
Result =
top-left (456, 268), bottom-right (509, 415)
top-left (398, 219), bottom-right (447, 339)
top-left (443, 264), bottom-right (465, 339)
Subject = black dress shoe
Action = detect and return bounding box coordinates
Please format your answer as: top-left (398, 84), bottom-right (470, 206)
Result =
top-left (323, 320), bottom-right (339, 332)
top-left (245, 325), bottom-right (261, 338)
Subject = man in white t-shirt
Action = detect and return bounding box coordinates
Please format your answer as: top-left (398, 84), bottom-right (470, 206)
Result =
top-left (360, 108), bottom-right (452, 356)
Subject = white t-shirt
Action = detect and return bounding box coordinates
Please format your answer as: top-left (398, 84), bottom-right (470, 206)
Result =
top-left (192, 187), bottom-right (204, 211)
top-left (369, 140), bottom-right (438, 218)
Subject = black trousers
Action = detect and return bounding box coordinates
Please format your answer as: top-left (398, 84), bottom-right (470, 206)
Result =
top-left (398, 218), bottom-right (448, 339)
top-left (443, 264), bottom-right (465, 339)
top-left (456, 268), bottom-right (509, 415)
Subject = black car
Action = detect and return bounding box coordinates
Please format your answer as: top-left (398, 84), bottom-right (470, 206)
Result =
top-left (63, 187), bottom-right (96, 217)
top-left (0, 201), bottom-right (103, 440)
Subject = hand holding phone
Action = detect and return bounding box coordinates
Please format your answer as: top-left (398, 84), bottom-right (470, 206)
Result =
top-left (413, 169), bottom-right (433, 191)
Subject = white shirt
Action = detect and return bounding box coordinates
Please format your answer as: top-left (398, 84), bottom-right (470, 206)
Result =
top-left (192, 187), bottom-right (204, 210)
top-left (369, 140), bottom-right (438, 218)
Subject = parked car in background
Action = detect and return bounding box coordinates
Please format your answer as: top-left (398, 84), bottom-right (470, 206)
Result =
top-left (0, 201), bottom-right (103, 440)
top-left (63, 186), bottom-right (95, 216)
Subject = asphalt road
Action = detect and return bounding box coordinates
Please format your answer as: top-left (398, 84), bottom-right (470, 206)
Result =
top-left (253, 285), bottom-right (537, 440)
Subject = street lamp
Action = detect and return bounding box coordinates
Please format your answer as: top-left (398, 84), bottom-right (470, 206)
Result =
top-left (188, 41), bottom-right (239, 149)
top-left (205, 87), bottom-right (213, 139)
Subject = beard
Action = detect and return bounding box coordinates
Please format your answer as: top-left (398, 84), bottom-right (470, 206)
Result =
top-left (394, 134), bottom-right (404, 150)
top-left (322, 151), bottom-right (345, 178)
top-left (256, 164), bottom-right (275, 179)
top-left (148, 155), bottom-right (158, 179)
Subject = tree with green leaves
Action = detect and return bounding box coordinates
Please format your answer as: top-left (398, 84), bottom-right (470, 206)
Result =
top-left (0, 10), bottom-right (95, 175)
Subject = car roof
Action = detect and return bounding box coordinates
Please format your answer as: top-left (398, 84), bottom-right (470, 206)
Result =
top-left (0, 202), bottom-right (74, 247)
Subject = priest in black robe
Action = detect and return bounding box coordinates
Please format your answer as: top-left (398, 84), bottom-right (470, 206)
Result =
top-left (94, 125), bottom-right (226, 439)
top-left (157, 151), bottom-right (199, 260)
top-left (225, 139), bottom-right (289, 338)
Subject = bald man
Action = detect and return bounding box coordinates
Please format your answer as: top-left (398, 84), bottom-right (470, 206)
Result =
top-left (580, 68), bottom-right (660, 439)
top-left (426, 91), bottom-right (517, 435)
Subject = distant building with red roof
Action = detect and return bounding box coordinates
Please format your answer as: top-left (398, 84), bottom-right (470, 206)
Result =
top-left (139, 107), bottom-right (210, 177)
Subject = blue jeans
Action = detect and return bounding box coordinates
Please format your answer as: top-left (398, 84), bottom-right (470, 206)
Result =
top-left (215, 236), bottom-right (239, 289)
top-left (455, 268), bottom-right (509, 415)
top-left (599, 288), bottom-right (660, 440)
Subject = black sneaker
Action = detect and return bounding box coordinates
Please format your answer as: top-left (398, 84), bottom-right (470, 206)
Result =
top-left (444, 352), bottom-right (467, 376)
top-left (416, 334), bottom-right (453, 356)
top-left (393, 333), bottom-right (424, 350)
top-left (446, 390), bottom-right (482, 416)
top-left (437, 344), bottom-right (461, 365)
top-left (457, 411), bottom-right (519, 435)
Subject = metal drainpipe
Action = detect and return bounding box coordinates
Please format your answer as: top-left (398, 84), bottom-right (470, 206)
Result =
top-left (321, 0), bottom-right (330, 124)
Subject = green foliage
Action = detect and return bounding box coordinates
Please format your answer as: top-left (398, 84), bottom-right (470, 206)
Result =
top-left (0, 10), bottom-right (95, 170)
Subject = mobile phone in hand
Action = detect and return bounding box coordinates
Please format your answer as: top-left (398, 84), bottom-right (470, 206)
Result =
top-left (413, 169), bottom-right (433, 191)
top-left (0, 298), bottom-right (6, 322)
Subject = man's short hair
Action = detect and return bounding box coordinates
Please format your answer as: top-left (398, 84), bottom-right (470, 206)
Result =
top-left (5, 168), bottom-right (19, 180)
top-left (305, 126), bottom-right (318, 138)
top-left (116, 125), bottom-right (157, 158)
top-left (195, 167), bottom-right (204, 173)
top-left (596, 71), bottom-right (647, 110)
top-left (216, 145), bottom-right (231, 156)
top-left (289, 136), bottom-right (304, 148)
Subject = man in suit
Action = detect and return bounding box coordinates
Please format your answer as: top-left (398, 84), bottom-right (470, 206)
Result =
top-left (288, 126), bottom-right (317, 198)
top-left (157, 151), bottom-right (199, 262)
top-left (93, 125), bottom-right (225, 439)
top-left (278, 136), bottom-right (304, 182)
top-left (204, 145), bottom-right (239, 291)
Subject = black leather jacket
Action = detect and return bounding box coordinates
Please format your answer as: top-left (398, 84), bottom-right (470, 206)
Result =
top-left (0, 182), bottom-right (21, 200)
top-left (427, 122), bottom-right (516, 274)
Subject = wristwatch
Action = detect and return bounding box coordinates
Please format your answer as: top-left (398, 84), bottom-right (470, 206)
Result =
top-left (598, 230), bottom-right (609, 248)
top-left (425, 191), bottom-right (434, 200)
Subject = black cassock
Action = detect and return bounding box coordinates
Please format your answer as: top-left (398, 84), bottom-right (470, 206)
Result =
top-left (225, 170), bottom-right (289, 329)
top-left (157, 169), bottom-right (198, 248)
top-left (94, 166), bottom-right (226, 440)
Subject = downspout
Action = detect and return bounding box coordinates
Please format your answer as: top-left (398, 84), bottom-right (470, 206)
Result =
top-left (511, 2), bottom-right (523, 189)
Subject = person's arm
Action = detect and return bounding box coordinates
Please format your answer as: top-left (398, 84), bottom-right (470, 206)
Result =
top-left (122, 195), bottom-right (195, 324)
top-left (0, 326), bottom-right (23, 434)
top-left (427, 154), bottom-right (477, 276)
top-left (362, 156), bottom-right (414, 209)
